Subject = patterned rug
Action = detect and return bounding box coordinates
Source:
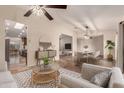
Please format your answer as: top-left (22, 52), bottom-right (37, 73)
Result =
top-left (13, 68), bottom-right (81, 88)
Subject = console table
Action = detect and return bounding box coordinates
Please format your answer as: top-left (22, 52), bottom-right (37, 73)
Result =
top-left (35, 50), bottom-right (56, 66)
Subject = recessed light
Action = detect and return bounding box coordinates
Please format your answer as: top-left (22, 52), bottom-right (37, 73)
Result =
top-left (20, 33), bottom-right (22, 35)
top-left (22, 30), bottom-right (25, 33)
top-left (14, 23), bottom-right (24, 29)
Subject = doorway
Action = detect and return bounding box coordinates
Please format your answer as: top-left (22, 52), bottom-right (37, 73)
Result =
top-left (59, 34), bottom-right (80, 72)
top-left (5, 19), bottom-right (27, 73)
top-left (59, 34), bottom-right (72, 61)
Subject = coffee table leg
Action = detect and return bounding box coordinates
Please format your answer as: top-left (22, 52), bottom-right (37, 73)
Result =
top-left (55, 79), bottom-right (56, 87)
top-left (31, 73), bottom-right (34, 87)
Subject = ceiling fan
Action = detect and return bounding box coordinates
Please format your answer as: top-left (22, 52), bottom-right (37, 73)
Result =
top-left (24, 5), bottom-right (67, 21)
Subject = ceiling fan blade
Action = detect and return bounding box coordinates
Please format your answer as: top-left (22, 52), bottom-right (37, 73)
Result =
top-left (39, 5), bottom-right (43, 7)
top-left (44, 5), bottom-right (67, 9)
top-left (41, 8), bottom-right (53, 21)
top-left (24, 9), bottom-right (33, 17)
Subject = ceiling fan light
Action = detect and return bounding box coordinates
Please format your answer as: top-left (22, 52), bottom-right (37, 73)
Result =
top-left (32, 5), bottom-right (43, 16)
top-left (84, 35), bottom-right (90, 39)
top-left (32, 5), bottom-right (40, 11)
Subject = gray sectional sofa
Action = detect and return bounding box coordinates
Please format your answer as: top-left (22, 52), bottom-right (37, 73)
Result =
top-left (0, 62), bottom-right (17, 88)
top-left (61, 63), bottom-right (124, 88)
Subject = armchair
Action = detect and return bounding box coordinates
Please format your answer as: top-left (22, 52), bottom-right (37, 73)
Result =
top-left (0, 61), bottom-right (17, 88)
top-left (0, 61), bottom-right (8, 72)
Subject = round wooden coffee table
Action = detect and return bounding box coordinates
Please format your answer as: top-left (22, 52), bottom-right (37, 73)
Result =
top-left (31, 67), bottom-right (60, 87)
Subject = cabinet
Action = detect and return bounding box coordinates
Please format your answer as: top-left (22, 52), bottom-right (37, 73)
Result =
top-left (35, 50), bottom-right (56, 66)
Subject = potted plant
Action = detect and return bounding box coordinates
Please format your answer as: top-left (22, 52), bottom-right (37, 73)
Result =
top-left (43, 56), bottom-right (49, 65)
top-left (105, 40), bottom-right (115, 61)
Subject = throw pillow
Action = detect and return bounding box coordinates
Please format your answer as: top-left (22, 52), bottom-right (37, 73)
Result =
top-left (90, 70), bottom-right (112, 87)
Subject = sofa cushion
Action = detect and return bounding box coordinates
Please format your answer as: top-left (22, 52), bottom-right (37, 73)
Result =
top-left (0, 62), bottom-right (8, 72)
top-left (90, 70), bottom-right (112, 87)
top-left (81, 63), bottom-right (111, 81)
top-left (0, 82), bottom-right (17, 88)
top-left (0, 71), bottom-right (15, 84)
top-left (61, 74), bottom-right (101, 88)
top-left (108, 67), bottom-right (124, 88)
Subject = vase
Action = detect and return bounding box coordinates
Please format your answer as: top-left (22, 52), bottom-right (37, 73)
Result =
top-left (107, 53), bottom-right (113, 61)
top-left (43, 64), bottom-right (51, 70)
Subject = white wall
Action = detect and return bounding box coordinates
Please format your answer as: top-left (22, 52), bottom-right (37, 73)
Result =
top-left (77, 30), bottom-right (116, 59)
top-left (77, 38), bottom-right (94, 52)
top-left (16, 8), bottom-right (78, 66)
top-left (0, 6), bottom-right (17, 64)
top-left (0, 6), bottom-right (116, 67)
top-left (77, 35), bottom-right (104, 55)
top-left (0, 6), bottom-right (78, 66)
top-left (93, 35), bottom-right (104, 55)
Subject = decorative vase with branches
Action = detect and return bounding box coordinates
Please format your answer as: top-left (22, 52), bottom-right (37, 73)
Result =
top-left (105, 40), bottom-right (115, 61)
top-left (41, 55), bottom-right (49, 71)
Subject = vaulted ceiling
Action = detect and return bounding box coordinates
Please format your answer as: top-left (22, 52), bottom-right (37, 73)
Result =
top-left (47, 5), bottom-right (124, 32)
top-left (6, 5), bottom-right (124, 36)
top-left (19, 5), bottom-right (124, 32)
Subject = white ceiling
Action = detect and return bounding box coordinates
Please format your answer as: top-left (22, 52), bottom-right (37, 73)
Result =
top-left (17, 5), bottom-right (124, 35)
top-left (5, 19), bottom-right (27, 38)
top-left (54, 5), bottom-right (124, 31)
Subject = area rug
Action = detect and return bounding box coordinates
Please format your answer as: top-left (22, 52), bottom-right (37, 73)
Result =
top-left (13, 68), bottom-right (81, 88)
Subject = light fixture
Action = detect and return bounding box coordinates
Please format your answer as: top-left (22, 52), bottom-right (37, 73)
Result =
top-left (20, 33), bottom-right (22, 35)
top-left (14, 23), bottom-right (24, 29)
top-left (22, 30), bottom-right (25, 33)
top-left (84, 34), bottom-right (90, 39)
top-left (32, 5), bottom-right (44, 16)
top-left (83, 26), bottom-right (90, 39)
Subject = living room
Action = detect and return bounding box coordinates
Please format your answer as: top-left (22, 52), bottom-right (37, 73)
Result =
top-left (0, 4), bottom-right (124, 89)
